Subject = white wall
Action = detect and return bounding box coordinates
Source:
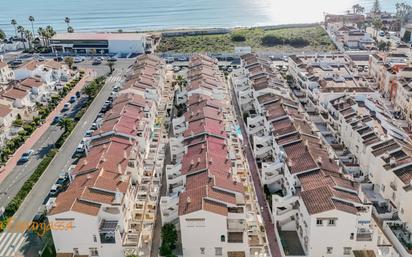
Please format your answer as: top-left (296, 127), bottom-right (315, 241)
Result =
top-left (108, 40), bottom-right (145, 54)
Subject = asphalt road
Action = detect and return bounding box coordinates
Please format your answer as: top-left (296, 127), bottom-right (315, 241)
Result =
top-left (7, 65), bottom-right (131, 231)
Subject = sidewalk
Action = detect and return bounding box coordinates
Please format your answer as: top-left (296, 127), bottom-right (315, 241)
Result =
top-left (0, 69), bottom-right (95, 182)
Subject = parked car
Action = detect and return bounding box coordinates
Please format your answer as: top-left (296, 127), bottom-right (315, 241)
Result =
top-left (52, 115), bottom-right (62, 124)
top-left (76, 141), bottom-right (86, 153)
top-left (19, 150), bottom-right (34, 163)
top-left (75, 91), bottom-right (81, 98)
top-left (62, 103), bottom-right (71, 112)
top-left (69, 96), bottom-right (77, 103)
top-left (379, 31), bottom-right (385, 37)
top-left (84, 130), bottom-right (94, 138)
top-left (56, 173), bottom-right (69, 186)
top-left (91, 123), bottom-right (98, 130)
top-left (165, 57), bottom-right (174, 63)
top-left (92, 58), bottom-right (102, 65)
top-left (107, 56), bottom-right (117, 62)
top-left (53, 56), bottom-right (63, 62)
top-left (49, 184), bottom-right (62, 197)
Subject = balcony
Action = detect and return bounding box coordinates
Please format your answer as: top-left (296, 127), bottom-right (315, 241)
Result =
top-left (383, 221), bottom-right (412, 257)
top-left (227, 219), bottom-right (246, 231)
top-left (356, 229), bottom-right (373, 241)
top-left (228, 232), bottom-right (244, 243)
top-left (99, 220), bottom-right (118, 244)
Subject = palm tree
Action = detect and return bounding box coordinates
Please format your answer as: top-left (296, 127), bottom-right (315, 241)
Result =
top-left (352, 4), bottom-right (365, 14)
top-left (10, 19), bottom-right (17, 37)
top-left (44, 25), bottom-right (56, 46)
top-left (0, 29), bottom-right (5, 40)
top-left (28, 16), bottom-right (35, 35)
top-left (17, 25), bottom-right (27, 50)
top-left (37, 27), bottom-right (45, 46)
top-left (67, 26), bottom-right (74, 33)
top-left (24, 30), bottom-right (33, 50)
top-left (57, 117), bottom-right (74, 133)
top-left (396, 2), bottom-right (412, 25)
top-left (372, 18), bottom-right (383, 37)
top-left (64, 57), bottom-right (74, 69)
top-left (106, 60), bottom-right (115, 74)
top-left (371, 0), bottom-right (381, 14)
top-left (64, 17), bottom-right (71, 29)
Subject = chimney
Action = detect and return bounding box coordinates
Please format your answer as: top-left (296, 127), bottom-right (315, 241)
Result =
top-left (197, 157), bottom-right (201, 163)
top-left (190, 159), bottom-right (195, 166)
top-left (186, 196), bottom-right (191, 204)
top-left (209, 158), bottom-right (213, 164)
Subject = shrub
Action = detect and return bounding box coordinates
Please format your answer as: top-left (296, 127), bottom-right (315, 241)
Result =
top-left (231, 32), bottom-right (246, 42)
top-left (261, 34), bottom-right (284, 46)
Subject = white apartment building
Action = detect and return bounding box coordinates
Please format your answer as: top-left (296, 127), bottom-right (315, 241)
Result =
top-left (48, 55), bottom-right (167, 257)
top-left (327, 95), bottom-right (412, 257)
top-left (0, 61), bottom-right (14, 85)
top-left (231, 53), bottom-right (397, 257)
top-left (160, 54), bottom-right (270, 257)
top-left (288, 54), bottom-right (378, 114)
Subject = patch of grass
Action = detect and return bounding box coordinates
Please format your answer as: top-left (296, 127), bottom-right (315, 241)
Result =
top-left (156, 25), bottom-right (335, 53)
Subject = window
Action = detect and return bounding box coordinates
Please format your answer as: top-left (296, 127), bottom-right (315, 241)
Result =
top-left (328, 219), bottom-right (336, 226)
top-left (73, 248), bottom-right (79, 255)
top-left (381, 185), bottom-right (385, 192)
top-left (344, 247), bottom-right (352, 255)
top-left (93, 235), bottom-right (97, 243)
top-left (316, 219), bottom-right (323, 226)
top-left (327, 247), bottom-right (333, 254)
top-left (89, 248), bottom-right (99, 256)
top-left (220, 235), bottom-right (225, 242)
top-left (350, 233), bottom-right (354, 240)
top-left (200, 247), bottom-right (205, 255)
top-left (215, 247), bottom-right (223, 256)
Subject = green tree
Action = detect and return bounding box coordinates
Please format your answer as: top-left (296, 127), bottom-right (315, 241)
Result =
top-left (371, 0), bottom-right (381, 14)
top-left (57, 117), bottom-right (74, 133)
top-left (64, 56), bottom-right (74, 69)
top-left (396, 2), bottom-right (412, 24)
top-left (28, 16), bottom-right (35, 35)
top-left (106, 60), bottom-right (115, 74)
top-left (10, 19), bottom-right (17, 37)
top-left (0, 29), bottom-right (5, 40)
top-left (67, 26), bottom-right (74, 33)
top-left (352, 4), bottom-right (365, 14)
top-left (64, 17), bottom-right (71, 29)
top-left (24, 29), bottom-right (33, 50)
top-left (372, 18), bottom-right (383, 37)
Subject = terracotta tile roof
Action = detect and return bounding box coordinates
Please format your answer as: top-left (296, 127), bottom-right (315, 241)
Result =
top-left (0, 104), bottom-right (12, 117)
top-left (184, 118), bottom-right (227, 138)
top-left (20, 77), bottom-right (43, 89)
top-left (0, 61), bottom-right (7, 69)
top-left (20, 60), bottom-right (38, 71)
top-left (271, 117), bottom-right (296, 137)
top-left (179, 54), bottom-right (243, 217)
top-left (1, 87), bottom-right (28, 100)
top-left (300, 186), bottom-right (336, 214)
top-left (283, 141), bottom-right (318, 174)
top-left (185, 105), bottom-right (223, 122)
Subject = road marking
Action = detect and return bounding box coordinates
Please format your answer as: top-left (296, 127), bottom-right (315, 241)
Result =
top-left (0, 233), bottom-right (26, 257)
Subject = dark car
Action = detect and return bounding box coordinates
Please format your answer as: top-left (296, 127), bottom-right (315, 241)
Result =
top-left (107, 57), bottom-right (117, 62)
top-left (52, 115), bottom-right (62, 124)
top-left (53, 56), bottom-right (63, 62)
top-left (75, 91), bottom-right (81, 98)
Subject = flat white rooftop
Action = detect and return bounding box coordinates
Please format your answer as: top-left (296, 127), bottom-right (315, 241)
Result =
top-left (52, 32), bottom-right (146, 41)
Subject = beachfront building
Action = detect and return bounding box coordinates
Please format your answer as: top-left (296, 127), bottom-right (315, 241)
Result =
top-left (160, 54), bottom-right (270, 257)
top-left (231, 53), bottom-right (396, 257)
top-left (50, 33), bottom-right (150, 55)
top-left (47, 55), bottom-right (168, 257)
top-left (326, 95), bottom-right (412, 257)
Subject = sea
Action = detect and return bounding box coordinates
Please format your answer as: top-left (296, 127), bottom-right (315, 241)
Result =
top-left (1, 0), bottom-right (412, 36)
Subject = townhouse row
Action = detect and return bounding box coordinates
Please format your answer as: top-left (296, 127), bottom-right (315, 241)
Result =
top-left (160, 54), bottom-right (270, 257)
top-left (232, 53), bottom-right (396, 257)
top-left (48, 54), bottom-right (169, 257)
